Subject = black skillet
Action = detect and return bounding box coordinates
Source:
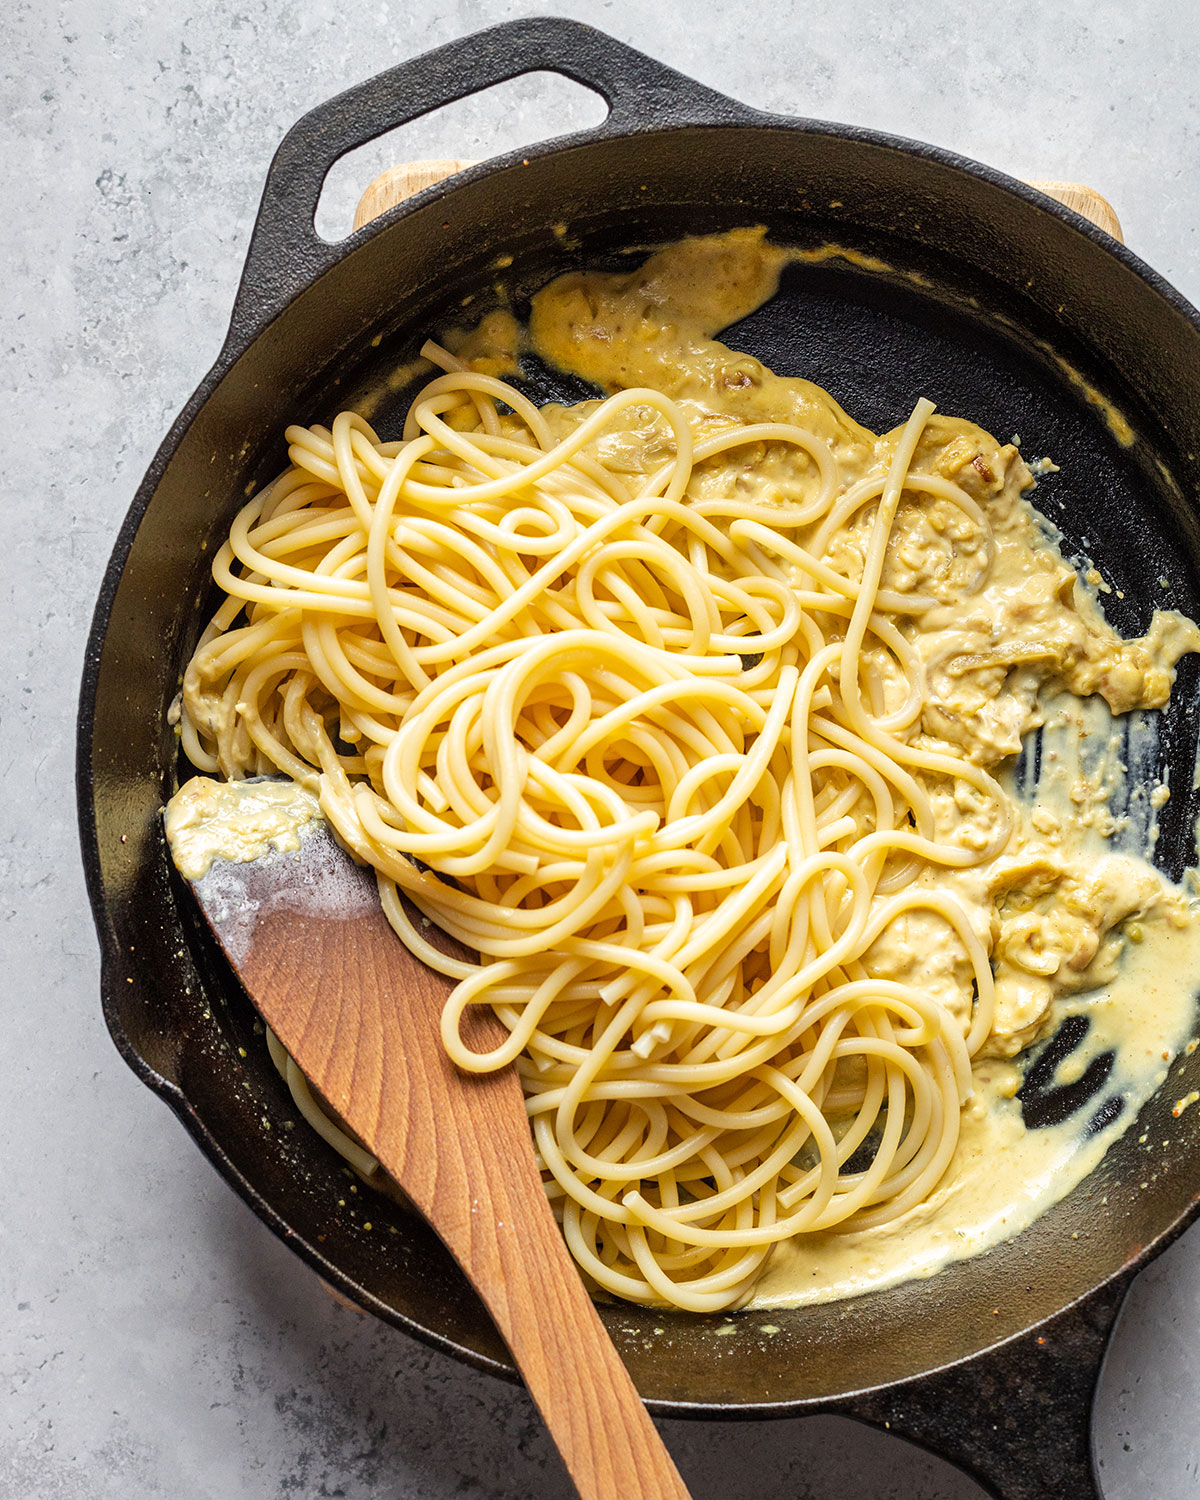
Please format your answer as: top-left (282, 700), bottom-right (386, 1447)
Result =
top-left (76, 19), bottom-right (1200, 1500)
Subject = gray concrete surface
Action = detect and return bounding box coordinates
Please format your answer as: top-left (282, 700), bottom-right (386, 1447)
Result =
top-left (5, 1), bottom-right (1200, 1496)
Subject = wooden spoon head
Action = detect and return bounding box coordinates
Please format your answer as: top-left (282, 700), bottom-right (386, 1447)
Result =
top-left (185, 820), bottom-right (522, 1220)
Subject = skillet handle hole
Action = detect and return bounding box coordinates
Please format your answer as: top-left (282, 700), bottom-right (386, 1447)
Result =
top-left (314, 72), bottom-right (608, 244)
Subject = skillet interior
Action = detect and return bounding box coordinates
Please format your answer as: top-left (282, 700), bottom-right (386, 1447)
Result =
top-left (83, 121), bottom-right (1200, 1411)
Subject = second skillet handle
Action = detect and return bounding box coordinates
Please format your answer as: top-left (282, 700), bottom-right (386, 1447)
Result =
top-left (837, 1276), bottom-right (1132, 1500)
top-left (228, 17), bottom-right (756, 340)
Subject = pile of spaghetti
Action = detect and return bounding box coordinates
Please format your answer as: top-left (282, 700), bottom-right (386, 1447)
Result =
top-left (180, 347), bottom-right (1008, 1311)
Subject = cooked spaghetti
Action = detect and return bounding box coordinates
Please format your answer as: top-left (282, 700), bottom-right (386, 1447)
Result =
top-left (175, 230), bottom-right (1199, 1312)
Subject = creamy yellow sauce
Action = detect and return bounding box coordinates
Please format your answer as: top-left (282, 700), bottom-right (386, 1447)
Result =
top-left (445, 228), bottom-right (1200, 1307)
top-left (755, 916), bottom-right (1200, 1305)
top-left (164, 775), bottom-right (323, 880)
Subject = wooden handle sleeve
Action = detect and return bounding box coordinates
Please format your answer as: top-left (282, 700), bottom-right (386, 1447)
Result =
top-left (1027, 180), bottom-right (1123, 241)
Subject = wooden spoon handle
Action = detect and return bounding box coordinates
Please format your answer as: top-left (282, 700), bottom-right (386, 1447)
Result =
top-left (229, 870), bottom-right (692, 1499)
top-left (425, 1132), bottom-right (690, 1500)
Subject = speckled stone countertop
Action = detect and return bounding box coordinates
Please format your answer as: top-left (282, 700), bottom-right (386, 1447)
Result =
top-left (6, 2), bottom-right (1200, 1497)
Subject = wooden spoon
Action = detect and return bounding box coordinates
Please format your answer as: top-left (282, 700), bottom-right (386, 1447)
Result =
top-left (185, 817), bottom-right (691, 1500)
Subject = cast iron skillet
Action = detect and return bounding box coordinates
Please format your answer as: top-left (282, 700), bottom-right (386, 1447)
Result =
top-left (77, 18), bottom-right (1200, 1500)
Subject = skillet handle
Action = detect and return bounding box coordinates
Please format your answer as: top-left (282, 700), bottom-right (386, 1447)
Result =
top-left (228, 17), bottom-right (756, 339)
top-left (835, 1274), bottom-right (1132, 1500)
